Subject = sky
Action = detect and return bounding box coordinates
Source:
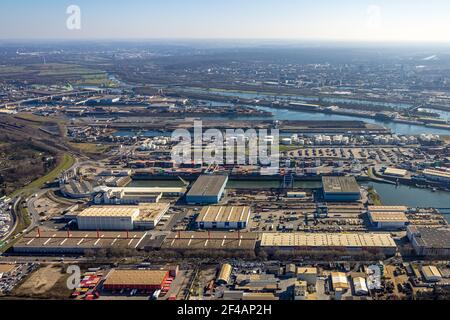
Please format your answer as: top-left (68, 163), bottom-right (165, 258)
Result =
top-left (1, 0), bottom-right (450, 43)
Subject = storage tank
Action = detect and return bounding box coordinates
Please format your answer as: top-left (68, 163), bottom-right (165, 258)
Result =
top-left (217, 264), bottom-right (232, 285)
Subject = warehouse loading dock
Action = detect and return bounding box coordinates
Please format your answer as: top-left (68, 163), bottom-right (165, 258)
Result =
top-left (13, 230), bottom-right (149, 254)
top-left (260, 232), bottom-right (397, 255)
top-left (161, 231), bottom-right (257, 251)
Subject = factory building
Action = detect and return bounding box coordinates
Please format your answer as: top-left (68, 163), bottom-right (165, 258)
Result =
top-left (383, 167), bottom-right (408, 177)
top-left (196, 206), bottom-right (251, 230)
top-left (368, 211), bottom-right (409, 230)
top-left (421, 266), bottom-right (442, 283)
top-left (161, 231), bottom-right (257, 252)
top-left (103, 269), bottom-right (169, 291)
top-left (407, 226), bottom-right (450, 257)
top-left (76, 203), bottom-right (170, 231)
top-left (186, 175), bottom-right (228, 204)
top-left (13, 231), bottom-right (149, 254)
top-left (296, 267), bottom-right (317, 286)
top-left (322, 176), bottom-right (361, 202)
top-left (331, 272), bottom-right (349, 291)
top-left (423, 169), bottom-right (450, 184)
top-left (260, 232), bottom-right (397, 256)
top-left (94, 187), bottom-right (185, 205)
top-left (352, 277), bottom-right (369, 296)
top-left (367, 206), bottom-right (408, 213)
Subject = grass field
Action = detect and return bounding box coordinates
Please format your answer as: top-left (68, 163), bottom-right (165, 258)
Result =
top-left (10, 153), bottom-right (75, 198)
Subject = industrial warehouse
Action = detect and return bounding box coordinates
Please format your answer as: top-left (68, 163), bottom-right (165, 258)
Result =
top-left (367, 206), bottom-right (409, 230)
top-left (76, 203), bottom-right (170, 231)
top-left (185, 175), bottom-right (228, 204)
top-left (94, 187), bottom-right (186, 205)
top-left (161, 231), bottom-right (258, 252)
top-left (195, 206), bottom-right (251, 229)
top-left (260, 232), bottom-right (397, 255)
top-left (12, 231), bottom-right (150, 254)
top-left (407, 226), bottom-right (450, 257)
top-left (103, 269), bottom-right (170, 291)
top-left (321, 176), bottom-right (361, 202)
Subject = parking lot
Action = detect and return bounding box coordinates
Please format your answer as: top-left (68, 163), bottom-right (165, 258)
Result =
top-left (0, 263), bottom-right (39, 295)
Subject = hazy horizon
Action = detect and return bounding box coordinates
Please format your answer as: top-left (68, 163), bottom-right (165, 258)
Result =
top-left (1, 0), bottom-right (450, 43)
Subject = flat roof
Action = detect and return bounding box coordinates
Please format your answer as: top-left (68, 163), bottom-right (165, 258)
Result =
top-left (384, 168), bottom-right (408, 176)
top-left (297, 267), bottom-right (317, 275)
top-left (422, 266), bottom-right (442, 278)
top-left (260, 232), bottom-right (396, 248)
top-left (331, 272), bottom-right (349, 289)
top-left (78, 206), bottom-right (139, 218)
top-left (104, 269), bottom-right (168, 286)
top-left (14, 231), bottom-right (148, 251)
top-left (197, 206), bottom-right (251, 223)
top-left (322, 176), bottom-right (360, 194)
top-left (423, 169), bottom-right (450, 179)
top-left (135, 203), bottom-right (170, 222)
top-left (162, 231), bottom-right (257, 250)
top-left (187, 175), bottom-right (228, 197)
top-left (368, 206), bottom-right (408, 212)
top-left (408, 226), bottom-right (450, 249)
top-left (369, 212), bottom-right (408, 223)
top-left (103, 187), bottom-right (186, 195)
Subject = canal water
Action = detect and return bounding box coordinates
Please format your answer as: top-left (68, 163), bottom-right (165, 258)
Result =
top-left (130, 179), bottom-right (450, 213)
top-left (113, 102), bottom-right (450, 136)
top-left (130, 179), bottom-right (450, 222)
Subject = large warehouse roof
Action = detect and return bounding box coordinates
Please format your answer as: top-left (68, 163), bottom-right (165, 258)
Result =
top-left (322, 176), bottom-right (360, 194)
top-left (14, 231), bottom-right (149, 252)
top-left (368, 206), bottom-right (408, 212)
top-left (78, 206), bottom-right (139, 218)
top-left (104, 269), bottom-right (168, 287)
top-left (369, 212), bottom-right (408, 223)
top-left (260, 232), bottom-right (396, 248)
top-left (187, 175), bottom-right (228, 197)
top-left (197, 206), bottom-right (251, 223)
top-left (135, 203), bottom-right (170, 222)
top-left (102, 186), bottom-right (186, 195)
top-left (162, 231), bottom-right (257, 250)
top-left (408, 226), bottom-right (450, 249)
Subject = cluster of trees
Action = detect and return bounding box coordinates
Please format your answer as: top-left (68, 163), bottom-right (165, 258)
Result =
top-left (0, 139), bottom-right (56, 195)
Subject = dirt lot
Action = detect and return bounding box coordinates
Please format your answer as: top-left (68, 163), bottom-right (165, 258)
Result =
top-left (13, 264), bottom-right (71, 299)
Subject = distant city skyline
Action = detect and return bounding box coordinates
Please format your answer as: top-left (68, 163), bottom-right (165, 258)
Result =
top-left (1, 0), bottom-right (450, 43)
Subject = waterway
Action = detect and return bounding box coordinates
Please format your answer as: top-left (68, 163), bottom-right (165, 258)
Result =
top-left (129, 179), bottom-right (450, 209)
top-left (113, 104), bottom-right (450, 136)
top-left (130, 179), bottom-right (450, 222)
